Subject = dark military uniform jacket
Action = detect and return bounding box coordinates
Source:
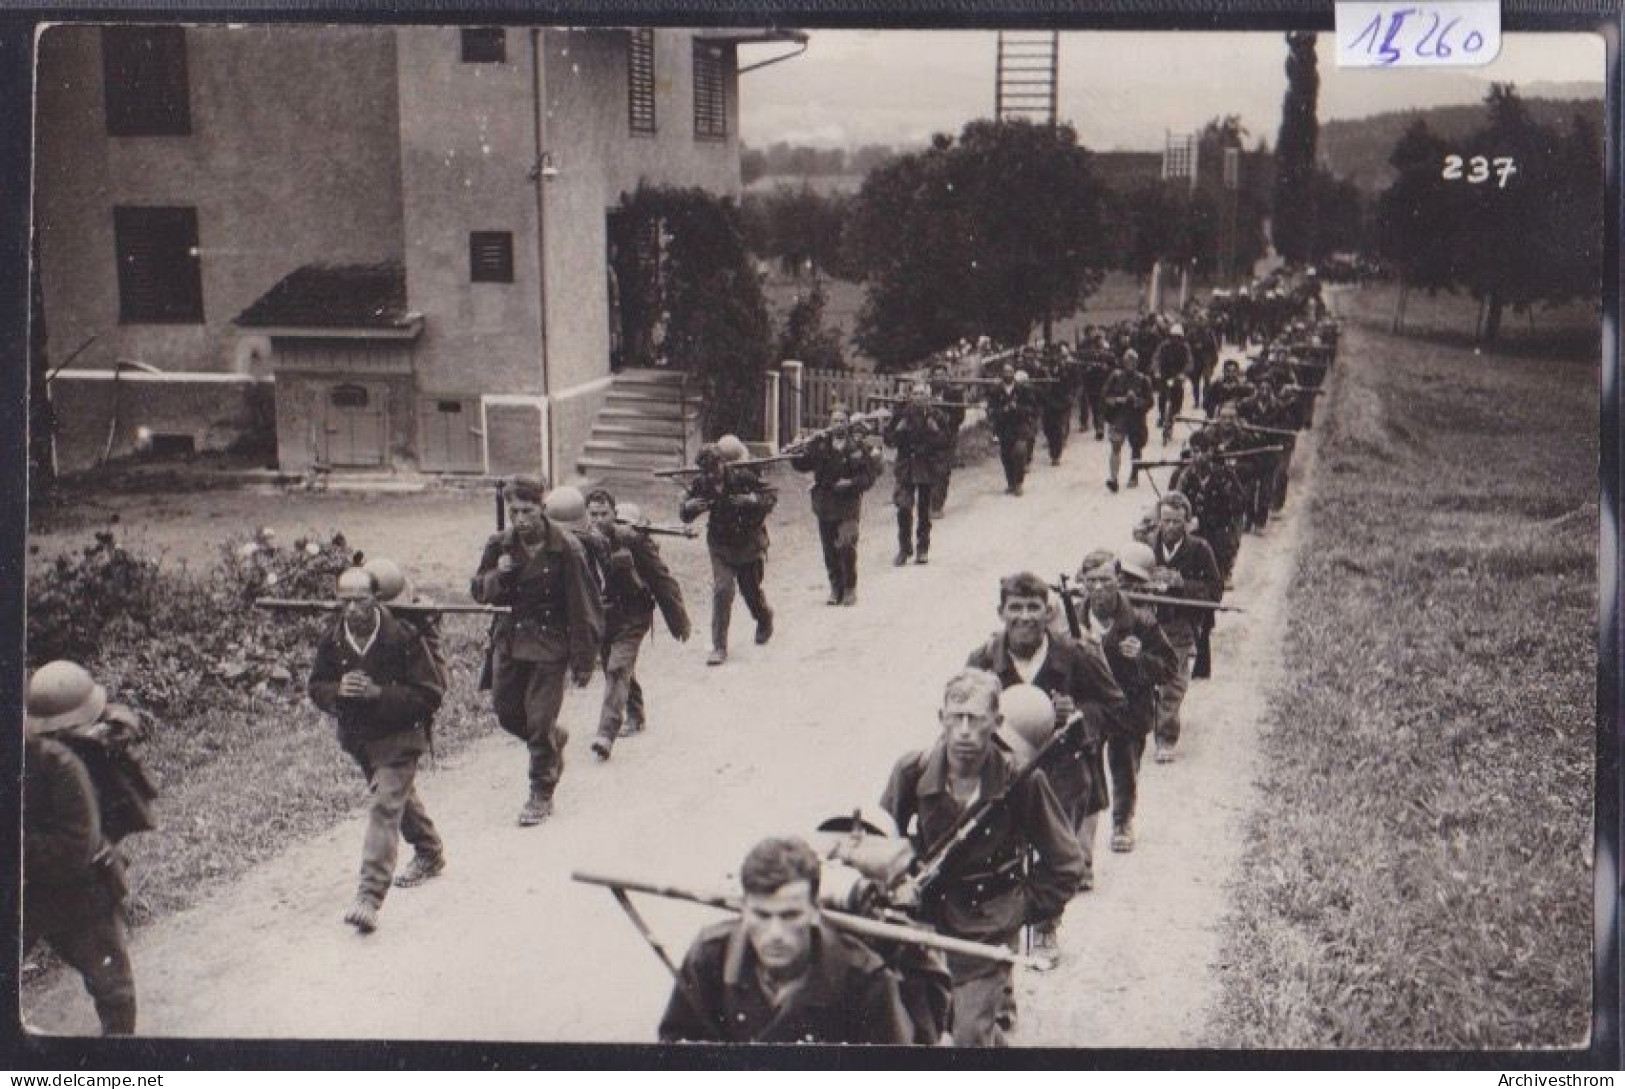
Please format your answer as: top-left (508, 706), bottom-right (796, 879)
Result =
top-left (883, 404), bottom-right (951, 488)
top-left (790, 434), bottom-right (879, 523)
top-left (1152, 337), bottom-right (1193, 384)
top-left (983, 383), bottom-right (1039, 443)
top-left (1101, 367), bottom-right (1155, 430)
top-left (1077, 347), bottom-right (1115, 395)
top-left (1204, 375), bottom-right (1252, 416)
top-left (599, 523), bottom-right (690, 640)
top-left (881, 740), bottom-right (1084, 951)
top-left (308, 607), bottom-right (446, 752)
top-left (1149, 532), bottom-right (1223, 646)
top-left (658, 920), bottom-right (913, 1044)
top-left (680, 466), bottom-right (778, 566)
top-left (1080, 594), bottom-right (1179, 735)
top-left (966, 632), bottom-right (1126, 819)
top-left (24, 733), bottom-right (117, 929)
top-left (472, 520), bottom-right (605, 674)
top-left (1171, 460), bottom-right (1247, 543)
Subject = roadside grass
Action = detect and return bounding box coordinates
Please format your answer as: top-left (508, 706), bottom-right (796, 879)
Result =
top-left (1206, 284), bottom-right (1598, 1048)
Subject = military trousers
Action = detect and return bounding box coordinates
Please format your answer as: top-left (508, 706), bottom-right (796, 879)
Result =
top-left (816, 518), bottom-right (860, 596)
top-left (596, 613), bottom-right (653, 751)
top-left (894, 483), bottom-right (933, 554)
top-left (25, 875), bottom-right (137, 1035)
top-left (710, 552), bottom-right (770, 651)
top-left (492, 650), bottom-right (570, 797)
top-left (349, 727), bottom-right (441, 907)
top-left (1155, 631), bottom-right (1197, 748)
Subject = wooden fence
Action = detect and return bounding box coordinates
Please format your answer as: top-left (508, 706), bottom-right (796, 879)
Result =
top-left (790, 347), bottom-right (1020, 432)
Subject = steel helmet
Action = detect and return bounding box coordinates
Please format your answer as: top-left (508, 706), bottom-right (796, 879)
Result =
top-left (997, 684), bottom-right (1055, 768)
top-left (336, 567), bottom-right (376, 599)
top-left (618, 501), bottom-right (645, 526)
top-left (1170, 323), bottom-right (1185, 337)
top-left (544, 485), bottom-right (587, 524)
top-left (25, 660), bottom-right (108, 733)
top-left (363, 557), bottom-right (407, 602)
top-left (716, 434), bottom-right (750, 463)
top-left (1118, 541), bottom-right (1157, 582)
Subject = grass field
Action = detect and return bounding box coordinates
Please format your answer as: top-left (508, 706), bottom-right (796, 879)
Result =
top-left (1206, 283), bottom-right (1600, 1048)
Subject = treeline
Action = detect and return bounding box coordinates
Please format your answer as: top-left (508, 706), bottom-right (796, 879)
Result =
top-left (741, 141), bottom-right (901, 185)
top-left (1374, 84), bottom-right (1602, 343)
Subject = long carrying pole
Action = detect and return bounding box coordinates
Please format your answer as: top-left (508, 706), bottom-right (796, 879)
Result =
top-left (254, 598), bottom-right (512, 616)
top-left (572, 870), bottom-right (1047, 971)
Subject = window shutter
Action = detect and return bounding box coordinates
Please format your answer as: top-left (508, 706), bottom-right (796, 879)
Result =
top-left (628, 29), bottom-right (657, 135)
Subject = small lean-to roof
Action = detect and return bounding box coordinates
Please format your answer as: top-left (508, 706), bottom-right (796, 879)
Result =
top-left (690, 28), bottom-right (808, 45)
top-left (234, 261), bottom-right (422, 338)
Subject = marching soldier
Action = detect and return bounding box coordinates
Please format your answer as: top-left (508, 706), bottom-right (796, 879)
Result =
top-left (1204, 358), bottom-right (1252, 417)
top-left (657, 837), bottom-right (914, 1044)
top-left (1036, 344), bottom-right (1077, 466)
top-left (927, 364), bottom-right (967, 518)
top-left (1171, 434), bottom-right (1247, 587)
top-left (583, 489), bottom-right (691, 760)
top-left (1153, 323), bottom-right (1193, 444)
top-left (965, 572), bottom-right (1126, 910)
top-left (23, 662), bottom-right (145, 1033)
top-left (1187, 314), bottom-right (1221, 408)
top-left (984, 364), bottom-right (1040, 496)
top-left (885, 383), bottom-right (951, 566)
top-left (1074, 549), bottom-right (1178, 854)
top-left (308, 568), bottom-right (447, 930)
top-left (679, 439), bottom-right (778, 667)
top-left (791, 404), bottom-right (881, 604)
top-left (881, 669), bottom-right (1085, 1046)
top-left (1102, 349), bottom-right (1154, 493)
top-left (1076, 328), bottom-right (1114, 441)
top-left (1146, 497), bottom-right (1223, 763)
top-left (472, 476), bottom-right (604, 825)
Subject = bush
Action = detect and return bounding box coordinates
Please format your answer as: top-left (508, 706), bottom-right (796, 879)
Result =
top-left (26, 527), bottom-right (355, 719)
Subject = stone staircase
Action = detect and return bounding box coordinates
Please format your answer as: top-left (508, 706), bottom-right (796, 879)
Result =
top-left (575, 369), bottom-right (701, 479)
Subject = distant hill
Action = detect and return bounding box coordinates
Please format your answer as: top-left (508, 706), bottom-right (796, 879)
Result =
top-left (1320, 97), bottom-right (1604, 195)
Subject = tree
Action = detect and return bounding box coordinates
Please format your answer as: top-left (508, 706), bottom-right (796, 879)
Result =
top-left (1374, 119), bottom-right (1462, 331)
top-left (777, 279), bottom-right (847, 371)
top-left (1310, 169), bottom-right (1367, 261)
top-left (1273, 32), bottom-right (1321, 264)
top-left (843, 119), bottom-right (1108, 369)
top-left (614, 185), bottom-right (774, 439)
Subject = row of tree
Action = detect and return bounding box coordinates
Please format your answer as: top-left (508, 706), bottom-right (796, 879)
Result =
top-left (1374, 84), bottom-right (1603, 343)
top-left (740, 141), bottom-right (900, 186)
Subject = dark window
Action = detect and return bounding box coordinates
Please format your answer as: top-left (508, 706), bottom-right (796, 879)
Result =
top-left (461, 28), bottom-right (506, 64)
top-left (692, 39), bottom-right (728, 141)
top-left (628, 29), bottom-right (656, 135)
top-left (470, 232), bottom-right (515, 283)
top-left (113, 206), bottom-right (203, 324)
top-left (331, 385), bottom-right (370, 409)
top-left (436, 400), bottom-right (463, 414)
top-left (103, 26), bottom-right (191, 136)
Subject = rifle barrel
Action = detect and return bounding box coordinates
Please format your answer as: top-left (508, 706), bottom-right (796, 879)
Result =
top-left (653, 454), bottom-right (798, 479)
top-left (617, 518), bottom-right (696, 539)
top-left (1121, 590), bottom-right (1244, 613)
top-left (571, 870), bottom-right (1044, 970)
top-left (254, 597), bottom-right (511, 616)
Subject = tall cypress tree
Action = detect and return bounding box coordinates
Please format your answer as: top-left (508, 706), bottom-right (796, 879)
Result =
top-left (1273, 32), bottom-right (1320, 264)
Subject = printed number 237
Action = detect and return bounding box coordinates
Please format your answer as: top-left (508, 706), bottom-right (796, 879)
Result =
top-left (1443, 155), bottom-right (1518, 188)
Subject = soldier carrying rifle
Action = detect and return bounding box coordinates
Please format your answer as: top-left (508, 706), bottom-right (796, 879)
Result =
top-left (679, 438), bottom-right (778, 667)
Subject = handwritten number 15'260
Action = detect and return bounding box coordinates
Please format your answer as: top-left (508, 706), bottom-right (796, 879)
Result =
top-left (1443, 155), bottom-right (1518, 189)
top-left (1349, 9), bottom-right (1488, 66)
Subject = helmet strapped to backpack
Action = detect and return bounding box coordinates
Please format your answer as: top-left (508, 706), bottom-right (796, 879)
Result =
top-left (997, 684), bottom-right (1055, 768)
top-left (25, 660), bottom-right (107, 733)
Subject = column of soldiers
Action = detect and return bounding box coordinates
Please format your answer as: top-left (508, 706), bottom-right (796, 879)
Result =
top-left (22, 273), bottom-right (1334, 1040)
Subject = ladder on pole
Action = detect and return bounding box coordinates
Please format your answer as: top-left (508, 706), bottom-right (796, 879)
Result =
top-left (995, 31), bottom-right (1059, 125)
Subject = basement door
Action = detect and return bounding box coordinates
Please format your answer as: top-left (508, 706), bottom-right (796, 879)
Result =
top-left (319, 381), bottom-right (388, 467)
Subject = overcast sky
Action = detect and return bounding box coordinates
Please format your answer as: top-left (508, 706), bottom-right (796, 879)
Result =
top-left (738, 31), bottom-right (1605, 152)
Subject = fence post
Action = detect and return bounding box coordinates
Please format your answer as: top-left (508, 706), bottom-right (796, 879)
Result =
top-left (762, 368), bottom-right (782, 453)
top-left (780, 360), bottom-right (804, 440)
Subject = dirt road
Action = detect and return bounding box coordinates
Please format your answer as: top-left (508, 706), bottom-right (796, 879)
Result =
top-left (24, 358), bottom-right (1314, 1045)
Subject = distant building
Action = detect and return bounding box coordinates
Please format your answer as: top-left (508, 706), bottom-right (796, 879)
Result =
top-left (34, 24), bottom-right (804, 477)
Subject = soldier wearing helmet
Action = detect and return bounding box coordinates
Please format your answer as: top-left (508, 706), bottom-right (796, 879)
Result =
top-left (925, 365), bottom-right (966, 517)
top-left (984, 364), bottom-right (1039, 496)
top-left (582, 487), bottom-right (691, 760)
top-left (883, 384), bottom-right (950, 567)
top-left (472, 475), bottom-right (605, 826)
top-left (1075, 328), bottom-right (1115, 442)
top-left (308, 568), bottom-right (447, 932)
top-left (1075, 549), bottom-right (1179, 854)
top-left (679, 438), bottom-right (779, 667)
top-left (879, 669), bottom-right (1084, 1046)
top-left (23, 661), bottom-right (143, 1033)
top-left (1101, 347), bottom-right (1155, 493)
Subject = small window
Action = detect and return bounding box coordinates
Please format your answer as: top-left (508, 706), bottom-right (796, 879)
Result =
top-left (470, 232), bottom-right (515, 283)
top-left (461, 28), bottom-right (506, 64)
top-left (628, 29), bottom-right (656, 136)
top-left (331, 385), bottom-right (370, 409)
top-left (103, 26), bottom-right (191, 137)
top-left (436, 400), bottom-right (463, 414)
top-left (113, 206), bottom-right (203, 324)
top-left (692, 39), bottom-right (728, 141)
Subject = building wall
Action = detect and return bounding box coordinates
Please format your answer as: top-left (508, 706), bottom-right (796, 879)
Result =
top-left (395, 28), bottom-right (546, 415)
top-left (34, 26), bottom-right (406, 376)
top-left (49, 372), bottom-right (273, 472)
top-left (539, 28), bottom-right (743, 475)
